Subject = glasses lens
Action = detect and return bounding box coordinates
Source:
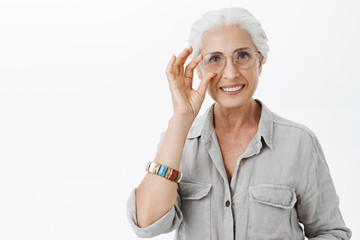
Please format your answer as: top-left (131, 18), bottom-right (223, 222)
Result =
top-left (201, 49), bottom-right (257, 73)
top-left (234, 49), bottom-right (255, 68)
top-left (202, 52), bottom-right (224, 73)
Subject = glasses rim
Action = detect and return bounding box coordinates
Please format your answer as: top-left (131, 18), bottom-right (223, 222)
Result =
top-left (199, 48), bottom-right (261, 73)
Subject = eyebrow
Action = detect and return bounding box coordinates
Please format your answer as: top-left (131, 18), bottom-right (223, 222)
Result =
top-left (205, 47), bottom-right (251, 55)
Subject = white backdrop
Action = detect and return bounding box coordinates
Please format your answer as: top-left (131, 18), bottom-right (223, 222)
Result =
top-left (0, 0), bottom-right (359, 239)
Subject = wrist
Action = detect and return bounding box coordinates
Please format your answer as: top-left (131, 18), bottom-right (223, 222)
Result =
top-left (169, 114), bottom-right (194, 129)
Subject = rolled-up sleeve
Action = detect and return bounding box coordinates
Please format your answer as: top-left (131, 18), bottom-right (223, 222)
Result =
top-left (126, 131), bottom-right (183, 238)
top-left (297, 133), bottom-right (352, 239)
top-left (126, 187), bottom-right (183, 238)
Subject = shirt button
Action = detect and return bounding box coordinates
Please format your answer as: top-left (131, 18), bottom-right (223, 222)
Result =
top-left (225, 200), bottom-right (231, 207)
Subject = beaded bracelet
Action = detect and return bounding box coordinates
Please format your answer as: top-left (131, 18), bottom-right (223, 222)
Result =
top-left (146, 161), bottom-right (182, 183)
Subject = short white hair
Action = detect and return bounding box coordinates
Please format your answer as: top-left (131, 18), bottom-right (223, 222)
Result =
top-left (188, 7), bottom-right (269, 64)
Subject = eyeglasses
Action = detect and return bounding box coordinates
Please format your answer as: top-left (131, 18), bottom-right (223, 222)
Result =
top-left (199, 48), bottom-right (261, 74)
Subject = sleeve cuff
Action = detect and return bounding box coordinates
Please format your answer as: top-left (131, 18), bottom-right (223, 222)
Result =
top-left (126, 187), bottom-right (182, 238)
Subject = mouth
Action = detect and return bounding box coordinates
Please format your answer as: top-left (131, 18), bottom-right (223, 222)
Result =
top-left (220, 84), bottom-right (245, 94)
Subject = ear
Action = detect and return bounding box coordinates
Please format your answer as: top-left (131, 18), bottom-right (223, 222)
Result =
top-left (257, 54), bottom-right (264, 75)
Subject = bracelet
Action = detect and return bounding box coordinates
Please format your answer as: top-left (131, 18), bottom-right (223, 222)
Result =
top-left (146, 161), bottom-right (182, 183)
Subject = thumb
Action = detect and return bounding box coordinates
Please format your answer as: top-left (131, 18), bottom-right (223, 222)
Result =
top-left (196, 72), bottom-right (216, 97)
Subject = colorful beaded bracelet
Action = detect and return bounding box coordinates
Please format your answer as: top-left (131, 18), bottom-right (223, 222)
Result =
top-left (146, 161), bottom-right (182, 183)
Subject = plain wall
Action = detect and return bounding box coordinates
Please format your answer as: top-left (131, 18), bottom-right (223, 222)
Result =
top-left (0, 0), bottom-right (359, 239)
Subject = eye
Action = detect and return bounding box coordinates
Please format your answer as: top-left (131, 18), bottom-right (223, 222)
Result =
top-left (205, 53), bottom-right (223, 64)
top-left (236, 51), bottom-right (251, 59)
top-left (208, 55), bottom-right (221, 63)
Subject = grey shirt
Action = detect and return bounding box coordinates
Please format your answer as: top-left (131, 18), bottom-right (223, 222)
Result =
top-left (127, 99), bottom-right (352, 239)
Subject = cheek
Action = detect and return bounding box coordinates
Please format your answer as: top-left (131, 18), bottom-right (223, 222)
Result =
top-left (245, 69), bottom-right (259, 82)
top-left (207, 76), bottom-right (219, 88)
top-left (208, 83), bottom-right (216, 94)
top-left (207, 80), bottom-right (219, 96)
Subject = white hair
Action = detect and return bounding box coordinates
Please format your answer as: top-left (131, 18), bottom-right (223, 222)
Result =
top-left (188, 7), bottom-right (269, 64)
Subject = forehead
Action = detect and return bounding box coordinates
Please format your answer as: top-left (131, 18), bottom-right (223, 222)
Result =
top-left (200, 24), bottom-right (256, 54)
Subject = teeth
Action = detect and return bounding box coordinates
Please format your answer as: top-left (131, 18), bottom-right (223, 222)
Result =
top-left (222, 85), bottom-right (244, 92)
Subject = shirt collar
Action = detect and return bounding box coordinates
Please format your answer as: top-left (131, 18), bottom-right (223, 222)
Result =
top-left (187, 98), bottom-right (274, 150)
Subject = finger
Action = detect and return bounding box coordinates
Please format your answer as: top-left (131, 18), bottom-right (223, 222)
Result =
top-left (165, 54), bottom-right (176, 74)
top-left (180, 46), bottom-right (193, 67)
top-left (165, 54), bottom-right (177, 83)
top-left (196, 72), bottom-right (216, 97)
top-left (173, 48), bottom-right (189, 70)
top-left (184, 54), bottom-right (203, 81)
top-left (174, 47), bottom-right (193, 74)
top-left (165, 54), bottom-right (176, 76)
top-left (174, 46), bottom-right (193, 75)
top-left (184, 54), bottom-right (203, 88)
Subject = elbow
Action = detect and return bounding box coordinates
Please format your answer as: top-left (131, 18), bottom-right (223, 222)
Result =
top-left (135, 190), bottom-right (178, 228)
top-left (307, 227), bottom-right (352, 240)
top-left (136, 200), bottom-right (177, 228)
top-left (136, 212), bottom-right (154, 228)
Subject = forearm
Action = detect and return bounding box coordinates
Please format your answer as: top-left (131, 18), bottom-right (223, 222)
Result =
top-left (135, 115), bottom-right (193, 228)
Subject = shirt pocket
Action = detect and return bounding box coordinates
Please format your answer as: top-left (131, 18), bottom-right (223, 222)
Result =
top-left (248, 184), bottom-right (303, 240)
top-left (178, 178), bottom-right (212, 240)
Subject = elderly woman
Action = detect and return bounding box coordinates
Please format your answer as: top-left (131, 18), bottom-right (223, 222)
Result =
top-left (127, 7), bottom-right (352, 240)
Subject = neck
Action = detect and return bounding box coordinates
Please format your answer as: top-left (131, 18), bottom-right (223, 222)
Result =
top-left (213, 98), bottom-right (261, 137)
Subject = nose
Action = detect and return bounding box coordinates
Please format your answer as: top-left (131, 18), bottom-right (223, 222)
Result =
top-left (222, 55), bottom-right (240, 80)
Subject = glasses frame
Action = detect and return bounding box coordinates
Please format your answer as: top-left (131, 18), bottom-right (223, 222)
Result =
top-left (199, 48), bottom-right (261, 74)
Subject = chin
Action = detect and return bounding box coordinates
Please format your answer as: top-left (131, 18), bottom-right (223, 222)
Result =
top-left (215, 97), bottom-right (251, 110)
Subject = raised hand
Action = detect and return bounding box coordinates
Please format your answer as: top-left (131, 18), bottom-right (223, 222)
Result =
top-left (165, 46), bottom-right (216, 121)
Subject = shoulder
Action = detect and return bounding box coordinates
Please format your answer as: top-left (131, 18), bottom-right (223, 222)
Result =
top-left (271, 111), bottom-right (318, 145)
top-left (269, 111), bottom-right (325, 174)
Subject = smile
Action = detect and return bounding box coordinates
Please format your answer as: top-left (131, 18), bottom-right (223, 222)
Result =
top-left (221, 85), bottom-right (244, 92)
top-left (220, 84), bottom-right (245, 95)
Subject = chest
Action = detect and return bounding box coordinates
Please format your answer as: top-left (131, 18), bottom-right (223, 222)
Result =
top-left (216, 131), bottom-right (257, 182)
